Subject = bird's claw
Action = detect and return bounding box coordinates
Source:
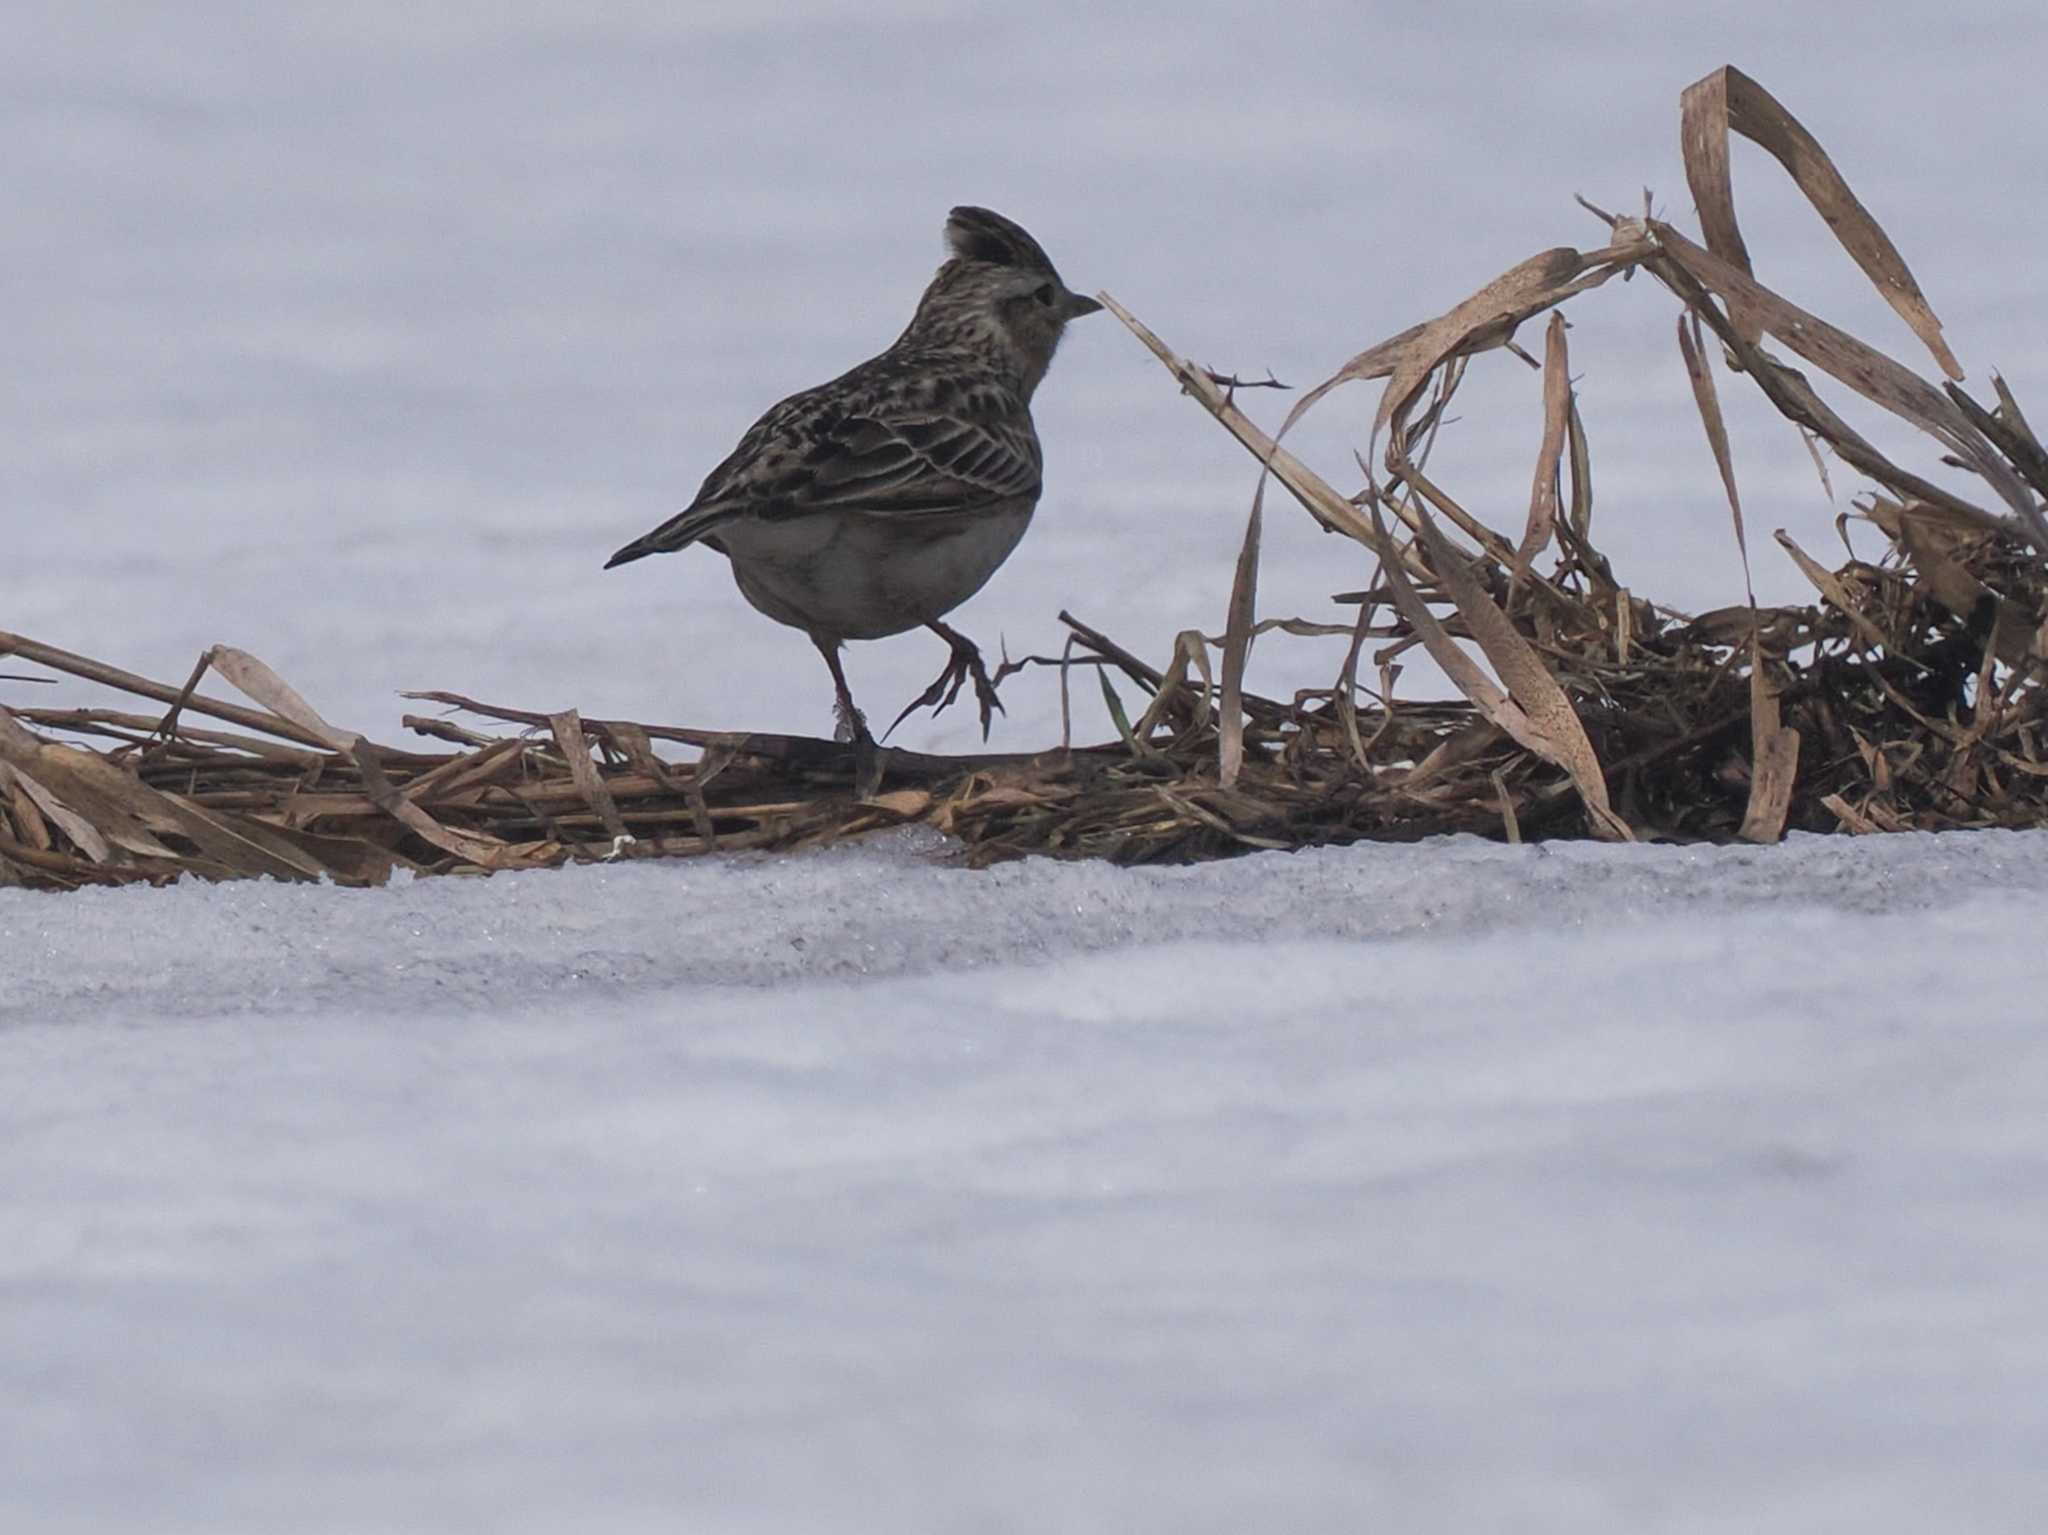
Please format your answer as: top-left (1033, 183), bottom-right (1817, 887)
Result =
top-left (886, 633), bottom-right (1005, 742)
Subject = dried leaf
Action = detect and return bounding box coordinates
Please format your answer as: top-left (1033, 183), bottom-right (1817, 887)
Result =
top-left (1653, 223), bottom-right (2040, 534)
top-left (1738, 633), bottom-right (1800, 843)
top-left (0, 763), bottom-right (53, 852)
top-left (1361, 243), bottom-right (1640, 450)
top-left (1820, 792), bottom-right (1880, 834)
top-left (353, 742), bottom-right (525, 869)
top-left (204, 646), bottom-right (361, 751)
top-left (863, 788), bottom-right (932, 817)
top-left (1679, 65), bottom-right (1961, 379)
top-left (1774, 530), bottom-right (1888, 649)
top-left (0, 705), bottom-right (337, 879)
top-left (1491, 767), bottom-right (1523, 845)
top-left (1676, 310), bottom-right (1753, 602)
top-left (1512, 312), bottom-right (1572, 588)
top-left (549, 710), bottom-right (629, 840)
top-left (1407, 506), bottom-right (1632, 841)
top-left (1133, 629), bottom-right (1216, 741)
top-left (1218, 498), bottom-right (1262, 787)
top-left (1, 756), bottom-right (108, 862)
top-left (1565, 393), bottom-right (1594, 540)
top-left (0, 630), bottom-right (351, 752)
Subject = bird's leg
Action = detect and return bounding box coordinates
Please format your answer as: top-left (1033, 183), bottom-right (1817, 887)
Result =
top-left (813, 636), bottom-right (884, 796)
top-left (885, 619), bottom-right (1006, 743)
top-left (813, 636), bottom-right (867, 743)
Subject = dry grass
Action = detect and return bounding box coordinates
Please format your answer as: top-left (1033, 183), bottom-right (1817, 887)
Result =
top-left (8, 66), bottom-right (2048, 893)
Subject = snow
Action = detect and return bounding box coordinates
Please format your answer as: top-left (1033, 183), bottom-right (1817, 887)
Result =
top-left (8, 826), bottom-right (2048, 1011)
top-left (8, 830), bottom-right (2048, 1531)
top-left (11, 2), bottom-right (2048, 1528)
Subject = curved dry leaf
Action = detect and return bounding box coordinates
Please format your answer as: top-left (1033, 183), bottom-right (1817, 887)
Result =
top-left (1679, 67), bottom-right (1757, 338)
top-left (1680, 65), bottom-right (1962, 380)
top-left (1217, 499), bottom-right (1262, 787)
top-left (1371, 246), bottom-right (1625, 448)
top-left (354, 742), bottom-right (522, 868)
top-left (1773, 529), bottom-right (1889, 650)
top-left (204, 645), bottom-right (362, 752)
top-left (1738, 632), bottom-right (1800, 844)
top-left (1366, 500), bottom-right (1520, 718)
top-left (1407, 506), bottom-right (1631, 841)
top-left (1676, 310), bottom-right (1753, 601)
top-left (549, 709), bottom-right (629, 839)
top-left (0, 630), bottom-right (342, 751)
top-left (1655, 224), bottom-right (2041, 535)
top-left (2, 759), bottom-right (114, 864)
top-left (1268, 233), bottom-right (1649, 474)
top-left (1565, 392), bottom-right (1594, 540)
top-left (1512, 312), bottom-right (1572, 587)
top-left (0, 706), bottom-right (332, 878)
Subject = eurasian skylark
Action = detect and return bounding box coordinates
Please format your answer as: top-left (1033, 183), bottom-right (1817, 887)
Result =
top-left (606, 206), bottom-right (1099, 764)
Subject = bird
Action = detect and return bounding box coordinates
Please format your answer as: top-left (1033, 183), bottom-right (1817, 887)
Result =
top-left (605, 205), bottom-right (1100, 780)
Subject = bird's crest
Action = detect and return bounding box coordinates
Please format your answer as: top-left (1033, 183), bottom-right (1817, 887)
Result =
top-left (944, 206), bottom-right (1058, 275)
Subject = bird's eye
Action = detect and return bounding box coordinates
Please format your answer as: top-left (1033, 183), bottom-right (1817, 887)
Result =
top-left (1033, 283), bottom-right (1056, 307)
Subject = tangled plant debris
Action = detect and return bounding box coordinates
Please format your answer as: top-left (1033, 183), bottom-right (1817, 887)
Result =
top-left (7, 67), bottom-right (2048, 892)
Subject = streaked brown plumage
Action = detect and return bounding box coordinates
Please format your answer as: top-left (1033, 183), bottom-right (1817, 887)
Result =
top-left (606, 206), bottom-right (1099, 761)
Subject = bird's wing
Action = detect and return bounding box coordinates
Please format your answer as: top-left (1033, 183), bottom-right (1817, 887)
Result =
top-left (800, 409), bottom-right (1043, 517)
top-left (606, 378), bottom-right (1042, 567)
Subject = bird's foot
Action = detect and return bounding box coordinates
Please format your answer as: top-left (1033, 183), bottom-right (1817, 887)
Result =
top-left (886, 628), bottom-right (1006, 743)
top-left (960, 641), bottom-right (1006, 740)
top-left (832, 695), bottom-right (869, 745)
top-left (839, 707), bottom-right (887, 797)
top-left (810, 635), bottom-right (886, 794)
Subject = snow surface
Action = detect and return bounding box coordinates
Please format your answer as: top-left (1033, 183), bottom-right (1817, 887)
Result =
top-left (12, 3), bottom-right (2048, 1530)
top-left (9, 830), bottom-right (2048, 1532)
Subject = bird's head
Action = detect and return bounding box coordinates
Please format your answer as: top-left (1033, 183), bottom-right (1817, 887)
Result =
top-left (908, 206), bottom-right (1101, 397)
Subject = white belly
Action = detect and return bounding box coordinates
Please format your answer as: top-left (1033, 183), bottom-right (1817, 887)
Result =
top-left (720, 501), bottom-right (1036, 642)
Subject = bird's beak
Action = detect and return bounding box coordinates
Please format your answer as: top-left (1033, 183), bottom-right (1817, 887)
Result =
top-left (1064, 292), bottom-right (1104, 320)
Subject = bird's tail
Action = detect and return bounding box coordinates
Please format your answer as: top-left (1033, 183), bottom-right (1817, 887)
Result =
top-left (604, 506), bottom-right (712, 569)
